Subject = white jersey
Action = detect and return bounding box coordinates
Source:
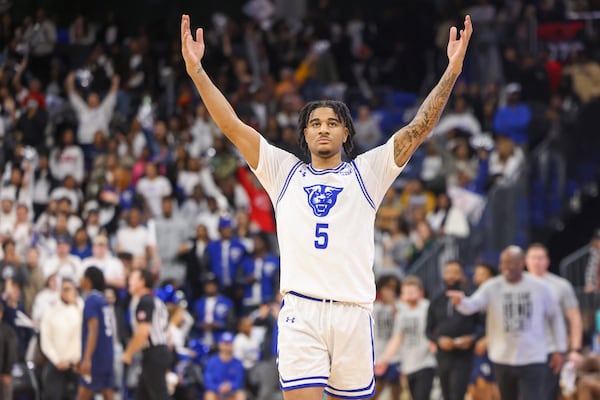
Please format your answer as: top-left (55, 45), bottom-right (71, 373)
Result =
top-left (252, 136), bottom-right (403, 310)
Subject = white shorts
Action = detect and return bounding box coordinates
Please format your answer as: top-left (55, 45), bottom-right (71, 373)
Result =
top-left (278, 292), bottom-right (375, 399)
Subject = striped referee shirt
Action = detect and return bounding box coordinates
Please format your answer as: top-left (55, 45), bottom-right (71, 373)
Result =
top-left (133, 293), bottom-right (169, 347)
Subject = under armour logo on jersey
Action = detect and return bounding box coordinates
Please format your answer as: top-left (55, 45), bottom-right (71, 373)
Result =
top-left (304, 184), bottom-right (343, 217)
top-left (285, 317), bottom-right (295, 323)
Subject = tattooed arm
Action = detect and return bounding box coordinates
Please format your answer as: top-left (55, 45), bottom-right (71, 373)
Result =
top-left (181, 15), bottom-right (261, 169)
top-left (393, 16), bottom-right (473, 167)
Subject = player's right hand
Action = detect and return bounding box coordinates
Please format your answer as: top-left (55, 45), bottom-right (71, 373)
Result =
top-left (373, 362), bottom-right (388, 376)
top-left (181, 14), bottom-right (205, 74)
top-left (446, 290), bottom-right (464, 305)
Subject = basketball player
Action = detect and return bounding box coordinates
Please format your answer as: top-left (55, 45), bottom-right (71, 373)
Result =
top-left (180, 13), bottom-right (473, 400)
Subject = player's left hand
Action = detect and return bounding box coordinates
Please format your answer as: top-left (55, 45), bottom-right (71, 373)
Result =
top-left (549, 352), bottom-right (565, 374)
top-left (122, 353), bottom-right (132, 365)
top-left (447, 15), bottom-right (473, 73)
top-left (79, 359), bottom-right (91, 376)
top-left (373, 362), bottom-right (388, 376)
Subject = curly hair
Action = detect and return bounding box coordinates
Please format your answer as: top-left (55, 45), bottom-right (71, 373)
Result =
top-left (297, 100), bottom-right (356, 158)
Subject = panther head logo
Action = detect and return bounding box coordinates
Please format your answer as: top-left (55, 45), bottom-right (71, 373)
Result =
top-left (303, 185), bottom-right (343, 217)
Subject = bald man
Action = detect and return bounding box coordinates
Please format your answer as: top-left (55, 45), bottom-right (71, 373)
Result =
top-left (447, 246), bottom-right (567, 400)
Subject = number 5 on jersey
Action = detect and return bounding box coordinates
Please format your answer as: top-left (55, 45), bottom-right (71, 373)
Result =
top-left (314, 223), bottom-right (329, 249)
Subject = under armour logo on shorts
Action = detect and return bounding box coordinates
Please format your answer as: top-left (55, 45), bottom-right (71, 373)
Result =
top-left (285, 316), bottom-right (296, 323)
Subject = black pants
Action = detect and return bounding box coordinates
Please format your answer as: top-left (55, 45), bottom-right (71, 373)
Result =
top-left (542, 354), bottom-right (560, 400)
top-left (407, 367), bottom-right (435, 400)
top-left (42, 363), bottom-right (78, 400)
top-left (492, 362), bottom-right (546, 400)
top-left (437, 351), bottom-right (473, 400)
top-left (135, 345), bottom-right (172, 400)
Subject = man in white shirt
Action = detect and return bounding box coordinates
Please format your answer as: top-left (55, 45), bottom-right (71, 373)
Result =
top-left (115, 208), bottom-right (153, 258)
top-left (82, 235), bottom-right (126, 289)
top-left (447, 246), bottom-right (567, 400)
top-left (66, 73), bottom-right (119, 146)
top-left (136, 162), bottom-right (172, 218)
top-left (42, 235), bottom-right (84, 284)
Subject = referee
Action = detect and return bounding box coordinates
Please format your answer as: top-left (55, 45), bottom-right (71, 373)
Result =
top-left (122, 269), bottom-right (171, 400)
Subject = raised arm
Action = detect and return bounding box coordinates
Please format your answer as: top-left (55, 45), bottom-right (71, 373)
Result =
top-left (392, 16), bottom-right (473, 167)
top-left (181, 14), bottom-right (261, 168)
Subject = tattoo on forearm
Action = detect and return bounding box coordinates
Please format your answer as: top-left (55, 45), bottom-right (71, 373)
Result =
top-left (195, 64), bottom-right (204, 74)
top-left (394, 69), bottom-right (459, 165)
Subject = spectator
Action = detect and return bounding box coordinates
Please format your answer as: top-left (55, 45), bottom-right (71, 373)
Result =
top-left (376, 276), bottom-right (436, 400)
top-left (31, 273), bottom-right (59, 329)
top-left (136, 162), bottom-right (172, 218)
top-left (380, 216), bottom-right (412, 278)
top-left (188, 102), bottom-right (219, 158)
top-left (42, 235), bottom-right (83, 283)
top-left (193, 274), bottom-right (235, 349)
top-left (40, 278), bottom-right (83, 400)
top-left (488, 134), bottom-right (524, 187)
top-left (81, 235), bottom-right (126, 289)
top-left (22, 247), bottom-right (45, 315)
top-left (447, 246), bottom-right (567, 400)
top-left (155, 196), bottom-right (188, 286)
top-left (372, 275), bottom-right (403, 400)
top-left (492, 83), bottom-right (531, 146)
top-left (432, 95), bottom-right (482, 137)
top-left (241, 233), bottom-right (279, 314)
top-left (65, 72), bottom-right (119, 150)
top-left (353, 104), bottom-right (382, 152)
top-left (184, 224), bottom-right (210, 301)
top-left (233, 317), bottom-right (261, 387)
top-left (0, 301), bottom-right (18, 400)
top-left (22, 8), bottom-right (56, 82)
top-left (32, 151), bottom-right (54, 218)
top-left (584, 228), bottom-right (600, 293)
top-left (426, 192), bottom-right (470, 238)
top-left (237, 166), bottom-right (276, 235)
top-left (50, 176), bottom-right (84, 212)
top-left (115, 207), bottom-right (152, 258)
top-left (71, 227), bottom-right (92, 260)
top-left (409, 221), bottom-right (436, 264)
top-left (399, 179), bottom-right (436, 216)
top-left (14, 96), bottom-right (48, 150)
top-left (426, 261), bottom-right (480, 400)
top-left (204, 332), bottom-right (246, 400)
top-left (206, 216), bottom-right (247, 299)
top-left (49, 128), bottom-right (85, 184)
top-left (12, 203), bottom-right (33, 261)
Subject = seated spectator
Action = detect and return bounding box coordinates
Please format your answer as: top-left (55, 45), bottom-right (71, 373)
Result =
top-left (584, 228), bottom-right (600, 293)
top-left (49, 128), bottom-right (85, 184)
top-left (22, 247), bottom-right (45, 316)
top-left (233, 317), bottom-right (262, 394)
top-left (0, 301), bottom-right (18, 400)
top-left (432, 94), bottom-right (482, 137)
top-left (204, 332), bottom-right (246, 400)
top-left (50, 176), bottom-right (84, 212)
top-left (488, 134), bottom-right (525, 187)
top-left (426, 192), bottom-right (470, 238)
top-left (241, 233), bottom-right (279, 315)
top-left (115, 207), bottom-right (153, 259)
top-left (193, 275), bottom-right (235, 349)
top-left (353, 104), bottom-right (382, 152)
top-left (237, 166), bottom-right (276, 235)
top-left (409, 221), bottom-right (436, 264)
top-left (155, 196), bottom-right (188, 286)
top-left (70, 226), bottom-right (92, 260)
top-left (420, 142), bottom-right (445, 192)
top-left (82, 235), bottom-right (126, 289)
top-left (206, 216), bottom-right (247, 300)
top-left (400, 179), bottom-right (436, 217)
top-left (42, 235), bottom-right (84, 283)
top-left (0, 192), bottom-right (16, 246)
top-left (136, 162), bottom-right (172, 218)
top-left (12, 203), bottom-right (33, 260)
top-left (446, 136), bottom-right (479, 189)
top-left (492, 83), bottom-right (531, 146)
top-left (380, 216), bottom-right (412, 278)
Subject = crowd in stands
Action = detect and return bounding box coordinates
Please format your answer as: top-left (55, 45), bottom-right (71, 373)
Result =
top-left (1, 0), bottom-right (600, 399)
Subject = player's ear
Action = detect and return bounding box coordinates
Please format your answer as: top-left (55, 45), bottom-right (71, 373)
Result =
top-left (343, 127), bottom-right (349, 143)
